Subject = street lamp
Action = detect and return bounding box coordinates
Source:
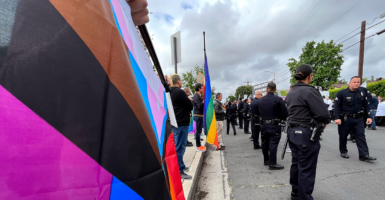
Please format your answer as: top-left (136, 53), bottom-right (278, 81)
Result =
top-left (265, 71), bottom-right (275, 83)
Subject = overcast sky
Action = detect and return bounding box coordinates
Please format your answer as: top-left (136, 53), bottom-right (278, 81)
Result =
top-left (146, 0), bottom-right (385, 100)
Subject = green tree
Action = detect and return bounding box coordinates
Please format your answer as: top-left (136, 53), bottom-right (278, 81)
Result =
top-left (335, 78), bottom-right (347, 84)
top-left (234, 85), bottom-right (252, 99)
top-left (280, 90), bottom-right (289, 96)
top-left (228, 95), bottom-right (237, 102)
top-left (287, 40), bottom-right (344, 89)
top-left (181, 65), bottom-right (204, 93)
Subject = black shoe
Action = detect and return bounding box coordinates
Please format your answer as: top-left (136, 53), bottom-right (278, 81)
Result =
top-left (249, 136), bottom-right (252, 139)
top-left (359, 155), bottom-right (377, 161)
top-left (186, 141), bottom-right (193, 147)
top-left (291, 190), bottom-right (299, 200)
top-left (269, 164), bottom-right (284, 170)
top-left (341, 153), bottom-right (349, 158)
top-left (239, 127), bottom-right (243, 129)
top-left (180, 172), bottom-right (192, 180)
top-left (254, 145), bottom-right (261, 150)
top-left (250, 139), bottom-right (253, 141)
top-left (244, 132), bottom-right (251, 134)
top-left (347, 137), bottom-right (352, 141)
top-left (227, 132), bottom-right (229, 135)
top-left (264, 161), bottom-right (269, 166)
top-left (352, 139), bottom-right (356, 143)
top-left (234, 132), bottom-right (236, 135)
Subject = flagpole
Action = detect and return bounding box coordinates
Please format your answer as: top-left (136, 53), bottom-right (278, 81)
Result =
top-left (203, 31), bottom-right (206, 55)
top-left (138, 25), bottom-right (170, 92)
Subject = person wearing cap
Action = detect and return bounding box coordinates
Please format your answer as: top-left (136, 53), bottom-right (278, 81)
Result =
top-left (258, 82), bottom-right (288, 170)
top-left (238, 98), bottom-right (244, 130)
top-left (286, 64), bottom-right (330, 200)
top-left (243, 98), bottom-right (252, 134)
top-left (334, 76), bottom-right (376, 161)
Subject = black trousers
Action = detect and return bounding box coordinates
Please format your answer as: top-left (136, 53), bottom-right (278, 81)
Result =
top-left (244, 117), bottom-right (250, 133)
top-left (238, 114), bottom-right (243, 129)
top-left (261, 124), bottom-right (281, 165)
top-left (329, 110), bottom-right (334, 120)
top-left (227, 118), bottom-right (236, 134)
top-left (288, 126), bottom-right (320, 200)
top-left (251, 118), bottom-right (261, 147)
top-left (338, 117), bottom-right (369, 156)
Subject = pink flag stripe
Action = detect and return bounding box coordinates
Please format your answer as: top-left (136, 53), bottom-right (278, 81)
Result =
top-left (0, 85), bottom-right (112, 200)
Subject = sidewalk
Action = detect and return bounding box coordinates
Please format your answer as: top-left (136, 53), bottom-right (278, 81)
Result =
top-left (181, 133), bottom-right (207, 199)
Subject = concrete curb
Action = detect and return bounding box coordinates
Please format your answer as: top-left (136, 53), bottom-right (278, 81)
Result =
top-left (182, 141), bottom-right (207, 200)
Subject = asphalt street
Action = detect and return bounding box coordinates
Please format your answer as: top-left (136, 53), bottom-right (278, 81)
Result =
top-left (222, 122), bottom-right (385, 200)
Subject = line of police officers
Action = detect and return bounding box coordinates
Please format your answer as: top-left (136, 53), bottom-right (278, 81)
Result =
top-left (225, 64), bottom-right (376, 200)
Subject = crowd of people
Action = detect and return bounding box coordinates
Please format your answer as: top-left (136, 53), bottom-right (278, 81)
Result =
top-left (221, 65), bottom-right (381, 200)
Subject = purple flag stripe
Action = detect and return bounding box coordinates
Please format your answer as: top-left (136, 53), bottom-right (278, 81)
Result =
top-left (0, 85), bottom-right (112, 200)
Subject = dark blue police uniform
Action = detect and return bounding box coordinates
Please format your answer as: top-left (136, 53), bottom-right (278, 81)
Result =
top-left (258, 92), bottom-right (288, 166)
top-left (238, 101), bottom-right (244, 129)
top-left (348, 87), bottom-right (372, 141)
top-left (334, 87), bottom-right (372, 157)
top-left (226, 104), bottom-right (237, 135)
top-left (243, 102), bottom-right (251, 133)
top-left (286, 82), bottom-right (330, 200)
top-left (250, 98), bottom-right (261, 148)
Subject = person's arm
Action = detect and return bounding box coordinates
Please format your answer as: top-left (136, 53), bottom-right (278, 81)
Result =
top-left (179, 90), bottom-right (193, 112)
top-left (305, 89), bottom-right (330, 124)
top-left (278, 98), bottom-right (288, 119)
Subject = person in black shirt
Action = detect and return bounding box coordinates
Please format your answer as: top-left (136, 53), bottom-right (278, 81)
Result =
top-left (243, 99), bottom-right (252, 134)
top-left (169, 74), bottom-right (194, 180)
top-left (226, 102), bottom-right (237, 135)
top-left (334, 76), bottom-right (376, 161)
top-left (258, 83), bottom-right (288, 170)
top-left (192, 83), bottom-right (207, 153)
top-left (232, 100), bottom-right (238, 125)
top-left (238, 98), bottom-right (244, 129)
top-left (250, 91), bottom-right (262, 149)
top-left (286, 64), bottom-right (330, 200)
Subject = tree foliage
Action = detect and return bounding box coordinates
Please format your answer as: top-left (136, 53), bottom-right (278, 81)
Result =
top-left (328, 79), bottom-right (385, 99)
top-left (227, 95), bottom-right (237, 102)
top-left (335, 78), bottom-right (347, 84)
top-left (287, 40), bottom-right (344, 89)
top-left (280, 90), bottom-right (289, 97)
top-left (181, 65), bottom-right (204, 93)
top-left (235, 85), bottom-right (252, 99)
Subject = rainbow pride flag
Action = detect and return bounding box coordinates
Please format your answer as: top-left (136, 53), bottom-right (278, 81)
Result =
top-left (203, 54), bottom-right (219, 148)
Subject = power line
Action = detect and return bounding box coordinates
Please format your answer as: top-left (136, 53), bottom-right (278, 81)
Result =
top-left (279, 0), bottom-right (329, 52)
top-left (274, 0), bottom-right (323, 52)
top-left (335, 26), bottom-right (361, 43)
top-left (296, 0), bottom-right (342, 44)
top-left (338, 19), bottom-right (385, 45)
top-left (342, 33), bottom-right (379, 51)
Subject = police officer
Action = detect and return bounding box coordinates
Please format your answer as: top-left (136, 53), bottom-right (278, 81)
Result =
top-left (251, 91), bottom-right (263, 149)
top-left (232, 100), bottom-right (238, 126)
top-left (226, 102), bottom-right (237, 135)
top-left (258, 83), bottom-right (288, 170)
top-left (286, 64), bottom-right (330, 200)
top-left (238, 98), bottom-right (244, 129)
top-left (334, 76), bottom-right (376, 161)
top-left (348, 84), bottom-right (372, 143)
top-left (243, 98), bottom-right (252, 134)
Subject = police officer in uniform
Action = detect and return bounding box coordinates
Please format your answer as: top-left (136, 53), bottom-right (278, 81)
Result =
top-left (238, 98), bottom-right (244, 129)
top-left (226, 102), bottom-right (237, 135)
top-left (286, 64), bottom-right (330, 200)
top-left (251, 91), bottom-right (263, 149)
top-left (258, 83), bottom-right (288, 170)
top-left (334, 76), bottom-right (376, 161)
top-left (348, 85), bottom-right (372, 143)
top-left (232, 100), bottom-right (238, 126)
top-left (243, 98), bottom-right (252, 134)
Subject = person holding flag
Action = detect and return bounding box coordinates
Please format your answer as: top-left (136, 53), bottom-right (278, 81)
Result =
top-left (193, 83), bottom-right (207, 152)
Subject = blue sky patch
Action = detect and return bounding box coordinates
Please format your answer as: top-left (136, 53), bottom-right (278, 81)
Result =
top-left (181, 2), bottom-right (193, 10)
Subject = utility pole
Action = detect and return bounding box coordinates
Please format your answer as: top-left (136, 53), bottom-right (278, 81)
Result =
top-left (203, 31), bottom-right (206, 56)
top-left (244, 81), bottom-right (252, 86)
top-left (358, 21), bottom-right (366, 81)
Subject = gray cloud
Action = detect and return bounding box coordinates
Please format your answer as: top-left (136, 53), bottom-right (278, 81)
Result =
top-left (147, 0), bottom-right (385, 99)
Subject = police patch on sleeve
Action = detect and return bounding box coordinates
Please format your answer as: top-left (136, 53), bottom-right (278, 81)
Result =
top-left (335, 97), bottom-right (338, 101)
